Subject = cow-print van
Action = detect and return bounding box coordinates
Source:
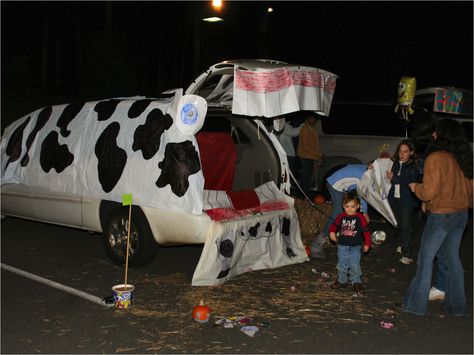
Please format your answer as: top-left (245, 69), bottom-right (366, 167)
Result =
top-left (1, 59), bottom-right (338, 285)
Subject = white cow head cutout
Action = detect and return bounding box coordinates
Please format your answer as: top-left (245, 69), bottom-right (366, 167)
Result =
top-left (175, 95), bottom-right (207, 136)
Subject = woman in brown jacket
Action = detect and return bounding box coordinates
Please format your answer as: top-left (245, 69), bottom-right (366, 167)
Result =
top-left (403, 118), bottom-right (472, 316)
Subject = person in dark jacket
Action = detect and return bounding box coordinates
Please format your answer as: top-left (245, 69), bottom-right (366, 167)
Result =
top-left (386, 139), bottom-right (420, 264)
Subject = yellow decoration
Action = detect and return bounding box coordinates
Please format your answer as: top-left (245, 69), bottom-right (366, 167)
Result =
top-left (395, 77), bottom-right (417, 117)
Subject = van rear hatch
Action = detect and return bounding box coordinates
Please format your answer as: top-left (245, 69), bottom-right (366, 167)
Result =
top-left (186, 59), bottom-right (338, 118)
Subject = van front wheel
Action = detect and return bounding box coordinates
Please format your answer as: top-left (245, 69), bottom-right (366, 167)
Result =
top-left (103, 206), bottom-right (158, 267)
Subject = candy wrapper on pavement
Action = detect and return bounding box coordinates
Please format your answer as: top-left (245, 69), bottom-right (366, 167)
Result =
top-left (357, 158), bottom-right (397, 226)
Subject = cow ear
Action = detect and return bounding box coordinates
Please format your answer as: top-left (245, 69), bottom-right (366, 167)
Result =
top-left (175, 95), bottom-right (207, 135)
top-left (162, 88), bottom-right (183, 118)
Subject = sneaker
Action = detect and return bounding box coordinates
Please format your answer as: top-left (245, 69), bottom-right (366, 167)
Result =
top-left (429, 287), bottom-right (445, 301)
top-left (331, 280), bottom-right (348, 289)
top-left (353, 283), bottom-right (363, 293)
top-left (396, 246), bottom-right (402, 254)
top-left (400, 256), bottom-right (414, 265)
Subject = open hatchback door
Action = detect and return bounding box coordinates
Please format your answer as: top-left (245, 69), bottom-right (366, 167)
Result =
top-left (186, 59), bottom-right (338, 117)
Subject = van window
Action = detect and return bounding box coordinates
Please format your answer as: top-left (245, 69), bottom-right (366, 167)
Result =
top-left (322, 104), bottom-right (407, 137)
top-left (194, 70), bottom-right (234, 100)
top-left (195, 74), bottom-right (222, 98)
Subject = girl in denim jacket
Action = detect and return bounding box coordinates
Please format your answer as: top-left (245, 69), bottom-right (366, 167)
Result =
top-left (386, 139), bottom-right (420, 265)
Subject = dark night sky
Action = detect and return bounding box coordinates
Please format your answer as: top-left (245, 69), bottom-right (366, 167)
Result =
top-left (1, 1), bottom-right (473, 115)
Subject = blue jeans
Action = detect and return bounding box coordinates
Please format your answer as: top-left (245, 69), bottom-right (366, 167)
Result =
top-left (433, 249), bottom-right (448, 291)
top-left (404, 210), bottom-right (468, 316)
top-left (336, 244), bottom-right (362, 284)
top-left (323, 183), bottom-right (344, 236)
top-left (391, 199), bottom-right (415, 258)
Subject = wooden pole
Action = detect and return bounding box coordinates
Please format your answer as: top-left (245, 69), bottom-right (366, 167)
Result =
top-left (124, 204), bottom-right (132, 287)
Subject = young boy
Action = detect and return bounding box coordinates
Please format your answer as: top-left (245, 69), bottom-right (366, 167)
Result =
top-left (329, 191), bottom-right (371, 293)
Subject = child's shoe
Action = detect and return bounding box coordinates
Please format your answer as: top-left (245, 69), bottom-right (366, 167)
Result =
top-left (353, 283), bottom-right (363, 293)
top-left (331, 280), bottom-right (348, 289)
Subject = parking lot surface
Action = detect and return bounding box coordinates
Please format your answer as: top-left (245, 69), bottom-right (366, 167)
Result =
top-left (1, 212), bottom-right (473, 353)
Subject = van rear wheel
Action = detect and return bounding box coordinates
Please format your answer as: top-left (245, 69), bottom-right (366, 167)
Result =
top-left (103, 206), bottom-right (158, 267)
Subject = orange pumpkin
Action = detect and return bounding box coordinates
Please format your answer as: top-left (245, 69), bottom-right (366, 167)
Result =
top-left (192, 300), bottom-right (211, 323)
top-left (313, 194), bottom-right (326, 205)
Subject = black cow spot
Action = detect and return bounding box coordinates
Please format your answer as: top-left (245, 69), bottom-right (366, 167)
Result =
top-left (95, 122), bottom-right (127, 193)
top-left (217, 268), bottom-right (230, 279)
top-left (286, 247), bottom-right (296, 258)
top-left (219, 239), bottom-right (234, 258)
top-left (156, 141), bottom-right (201, 197)
top-left (248, 222), bottom-right (261, 238)
top-left (21, 106), bottom-right (53, 167)
top-left (132, 109), bottom-right (173, 160)
top-left (281, 217), bottom-right (295, 257)
top-left (265, 221), bottom-right (272, 234)
top-left (57, 102), bottom-right (85, 137)
top-left (3, 116), bottom-right (30, 172)
top-left (94, 99), bottom-right (121, 121)
top-left (40, 131), bottom-right (74, 173)
top-left (128, 99), bottom-right (153, 119)
top-left (281, 217), bottom-right (291, 236)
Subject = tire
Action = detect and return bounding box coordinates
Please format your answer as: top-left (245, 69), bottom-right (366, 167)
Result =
top-left (103, 206), bottom-right (159, 267)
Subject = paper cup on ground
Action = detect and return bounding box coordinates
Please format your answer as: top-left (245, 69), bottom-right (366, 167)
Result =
top-left (112, 284), bottom-right (135, 309)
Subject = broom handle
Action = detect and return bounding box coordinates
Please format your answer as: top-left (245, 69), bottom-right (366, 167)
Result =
top-left (288, 168), bottom-right (333, 220)
top-left (124, 204), bottom-right (132, 287)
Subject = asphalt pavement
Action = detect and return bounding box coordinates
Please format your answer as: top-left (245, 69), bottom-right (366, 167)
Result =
top-left (1, 209), bottom-right (473, 354)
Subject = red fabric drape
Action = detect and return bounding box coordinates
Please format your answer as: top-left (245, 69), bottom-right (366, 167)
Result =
top-left (196, 132), bottom-right (237, 191)
top-left (227, 189), bottom-right (260, 210)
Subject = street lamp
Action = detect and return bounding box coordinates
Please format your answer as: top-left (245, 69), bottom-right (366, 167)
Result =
top-left (192, 1), bottom-right (224, 77)
top-left (203, 0), bottom-right (223, 22)
top-left (212, 0), bottom-right (222, 10)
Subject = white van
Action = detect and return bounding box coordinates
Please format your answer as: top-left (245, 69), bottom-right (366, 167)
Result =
top-left (0, 59), bottom-right (338, 286)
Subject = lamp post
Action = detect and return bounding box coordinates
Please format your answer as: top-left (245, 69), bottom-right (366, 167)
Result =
top-left (191, 1), bottom-right (224, 78)
top-left (212, 0), bottom-right (222, 11)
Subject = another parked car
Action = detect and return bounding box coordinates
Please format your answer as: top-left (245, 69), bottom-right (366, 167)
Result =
top-left (313, 87), bottom-right (473, 194)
